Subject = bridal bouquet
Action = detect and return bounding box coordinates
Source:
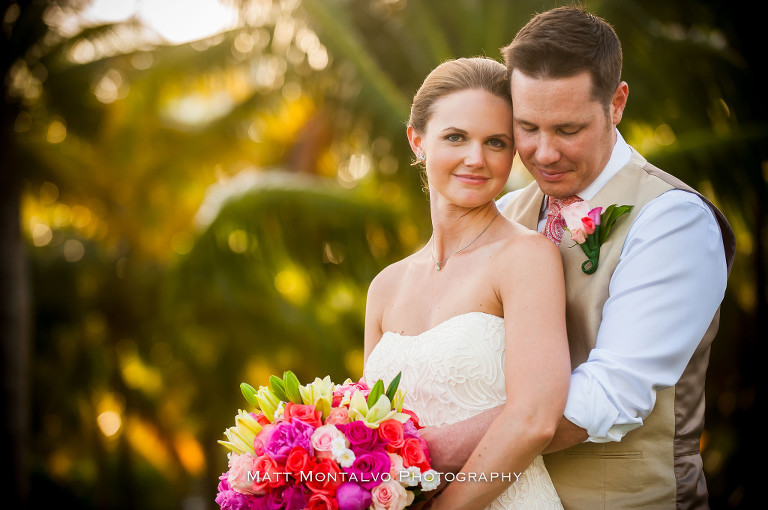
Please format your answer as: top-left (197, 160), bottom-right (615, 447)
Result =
top-left (216, 371), bottom-right (440, 510)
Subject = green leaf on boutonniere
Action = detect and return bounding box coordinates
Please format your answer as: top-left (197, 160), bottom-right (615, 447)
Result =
top-left (598, 204), bottom-right (633, 245)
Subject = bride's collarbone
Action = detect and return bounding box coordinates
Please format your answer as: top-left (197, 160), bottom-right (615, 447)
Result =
top-left (386, 276), bottom-right (503, 335)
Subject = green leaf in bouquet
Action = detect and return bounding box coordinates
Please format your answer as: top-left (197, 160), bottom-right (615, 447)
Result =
top-left (367, 379), bottom-right (385, 407)
top-left (283, 370), bottom-right (304, 404)
top-left (240, 382), bottom-right (261, 410)
top-left (385, 372), bottom-right (402, 402)
top-left (269, 375), bottom-right (290, 402)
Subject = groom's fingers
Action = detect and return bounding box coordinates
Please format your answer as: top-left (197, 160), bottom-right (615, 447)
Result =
top-left (419, 426), bottom-right (465, 473)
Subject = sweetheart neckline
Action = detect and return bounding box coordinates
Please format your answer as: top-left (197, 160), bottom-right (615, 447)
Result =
top-left (381, 311), bottom-right (503, 339)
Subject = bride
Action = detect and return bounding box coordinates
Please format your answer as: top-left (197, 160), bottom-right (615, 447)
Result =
top-left (362, 57), bottom-right (570, 509)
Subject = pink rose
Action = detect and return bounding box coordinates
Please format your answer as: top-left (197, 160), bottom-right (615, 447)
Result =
top-left (226, 452), bottom-right (260, 495)
top-left (387, 453), bottom-right (405, 479)
top-left (285, 402), bottom-right (323, 428)
top-left (333, 380), bottom-right (370, 406)
top-left (312, 424), bottom-right (346, 459)
top-left (561, 200), bottom-right (592, 226)
top-left (325, 407), bottom-right (350, 425)
top-left (370, 480), bottom-right (414, 510)
top-left (570, 226), bottom-right (588, 244)
top-left (254, 423), bottom-right (278, 456)
top-left (562, 202), bottom-right (602, 244)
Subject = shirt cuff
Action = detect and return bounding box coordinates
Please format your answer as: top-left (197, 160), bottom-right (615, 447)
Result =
top-left (563, 369), bottom-right (644, 443)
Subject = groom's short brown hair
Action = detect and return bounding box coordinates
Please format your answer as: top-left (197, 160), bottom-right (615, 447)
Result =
top-left (502, 6), bottom-right (622, 106)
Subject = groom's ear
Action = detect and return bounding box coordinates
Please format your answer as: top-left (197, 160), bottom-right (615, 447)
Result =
top-left (610, 81), bottom-right (629, 125)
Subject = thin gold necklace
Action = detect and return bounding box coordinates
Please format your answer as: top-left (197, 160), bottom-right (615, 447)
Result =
top-left (430, 211), bottom-right (501, 271)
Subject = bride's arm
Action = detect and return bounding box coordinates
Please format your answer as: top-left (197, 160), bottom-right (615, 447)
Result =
top-left (363, 269), bottom-right (390, 363)
top-left (429, 234), bottom-right (571, 510)
top-left (418, 407), bottom-right (502, 473)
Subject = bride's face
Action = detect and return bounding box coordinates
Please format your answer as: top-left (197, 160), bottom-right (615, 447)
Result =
top-left (413, 88), bottom-right (515, 210)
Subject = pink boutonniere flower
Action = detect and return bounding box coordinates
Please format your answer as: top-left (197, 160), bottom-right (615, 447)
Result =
top-left (561, 201), bottom-right (633, 274)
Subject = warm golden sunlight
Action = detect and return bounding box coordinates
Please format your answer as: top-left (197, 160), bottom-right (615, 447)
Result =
top-left (80, 0), bottom-right (238, 44)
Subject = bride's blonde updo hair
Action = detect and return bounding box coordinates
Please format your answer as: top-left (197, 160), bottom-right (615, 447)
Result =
top-left (408, 57), bottom-right (512, 135)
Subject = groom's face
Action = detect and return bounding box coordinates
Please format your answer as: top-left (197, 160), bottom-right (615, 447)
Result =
top-left (510, 70), bottom-right (626, 198)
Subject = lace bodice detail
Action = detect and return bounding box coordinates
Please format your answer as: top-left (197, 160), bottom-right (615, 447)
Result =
top-left (364, 312), bottom-right (562, 510)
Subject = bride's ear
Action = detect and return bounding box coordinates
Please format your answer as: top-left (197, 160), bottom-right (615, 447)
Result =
top-left (407, 126), bottom-right (424, 160)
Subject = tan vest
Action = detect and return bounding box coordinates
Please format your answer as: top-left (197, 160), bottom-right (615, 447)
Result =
top-left (502, 150), bottom-right (735, 509)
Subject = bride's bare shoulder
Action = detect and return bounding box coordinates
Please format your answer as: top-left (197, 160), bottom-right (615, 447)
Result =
top-left (367, 252), bottom-right (418, 299)
top-left (495, 218), bottom-right (561, 264)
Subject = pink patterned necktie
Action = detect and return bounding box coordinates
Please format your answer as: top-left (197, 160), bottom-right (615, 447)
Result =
top-left (544, 195), bottom-right (582, 245)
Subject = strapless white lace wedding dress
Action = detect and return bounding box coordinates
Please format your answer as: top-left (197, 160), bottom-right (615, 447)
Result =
top-left (364, 312), bottom-right (562, 509)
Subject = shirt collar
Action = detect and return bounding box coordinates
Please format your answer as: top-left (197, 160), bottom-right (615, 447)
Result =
top-left (575, 129), bottom-right (632, 201)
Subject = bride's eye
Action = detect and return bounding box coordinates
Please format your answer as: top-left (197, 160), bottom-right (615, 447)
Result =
top-left (487, 138), bottom-right (508, 149)
top-left (445, 133), bottom-right (464, 143)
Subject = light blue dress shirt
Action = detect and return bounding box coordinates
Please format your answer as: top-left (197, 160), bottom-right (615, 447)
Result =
top-left (497, 130), bottom-right (728, 442)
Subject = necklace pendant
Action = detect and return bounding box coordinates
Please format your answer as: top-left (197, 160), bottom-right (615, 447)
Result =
top-left (435, 262), bottom-right (441, 271)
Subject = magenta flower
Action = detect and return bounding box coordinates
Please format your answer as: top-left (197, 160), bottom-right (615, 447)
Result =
top-left (587, 206), bottom-right (602, 226)
top-left (343, 450), bottom-right (391, 489)
top-left (263, 420), bottom-right (314, 463)
top-left (215, 472), bottom-right (267, 510)
top-left (254, 423), bottom-right (278, 456)
top-left (338, 421), bottom-right (384, 452)
top-left (336, 482), bottom-right (373, 510)
top-left (402, 419), bottom-right (420, 440)
top-left (263, 484), bottom-right (307, 510)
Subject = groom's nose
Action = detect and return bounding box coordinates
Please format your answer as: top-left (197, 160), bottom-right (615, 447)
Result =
top-left (534, 133), bottom-right (560, 165)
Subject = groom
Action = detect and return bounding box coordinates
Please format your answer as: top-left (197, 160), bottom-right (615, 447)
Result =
top-left (424, 6), bottom-right (735, 509)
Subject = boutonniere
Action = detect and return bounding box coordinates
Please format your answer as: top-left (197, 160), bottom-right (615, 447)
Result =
top-left (561, 201), bottom-right (633, 274)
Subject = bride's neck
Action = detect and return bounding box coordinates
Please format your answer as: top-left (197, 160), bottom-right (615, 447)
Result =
top-left (430, 201), bottom-right (499, 256)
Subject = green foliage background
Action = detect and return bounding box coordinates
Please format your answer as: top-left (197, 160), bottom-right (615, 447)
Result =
top-left (1, 0), bottom-right (764, 508)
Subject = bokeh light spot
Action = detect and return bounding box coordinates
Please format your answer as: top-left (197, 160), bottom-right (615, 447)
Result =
top-left (97, 410), bottom-right (122, 437)
top-left (63, 239), bottom-right (85, 262)
top-left (274, 267), bottom-right (310, 306)
top-left (47, 118), bottom-right (67, 144)
top-left (227, 229), bottom-right (249, 254)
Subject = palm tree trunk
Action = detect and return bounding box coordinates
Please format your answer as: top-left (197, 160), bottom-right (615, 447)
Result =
top-left (0, 107), bottom-right (31, 507)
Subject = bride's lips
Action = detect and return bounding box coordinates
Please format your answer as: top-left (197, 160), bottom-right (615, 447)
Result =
top-left (454, 174), bottom-right (490, 185)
